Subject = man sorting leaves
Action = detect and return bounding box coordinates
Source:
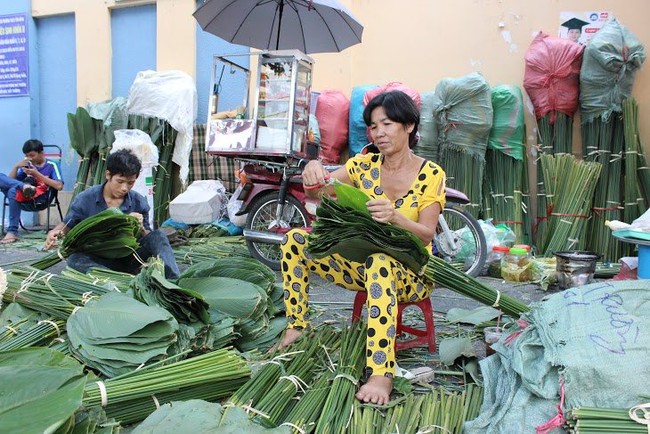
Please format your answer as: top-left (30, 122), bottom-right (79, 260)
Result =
top-left (43, 149), bottom-right (180, 279)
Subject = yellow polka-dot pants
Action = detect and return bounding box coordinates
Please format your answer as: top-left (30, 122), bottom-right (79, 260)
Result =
top-left (281, 229), bottom-right (432, 378)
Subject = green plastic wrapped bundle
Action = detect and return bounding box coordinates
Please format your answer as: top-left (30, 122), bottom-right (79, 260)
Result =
top-left (432, 73), bottom-right (493, 216)
top-left (580, 18), bottom-right (646, 123)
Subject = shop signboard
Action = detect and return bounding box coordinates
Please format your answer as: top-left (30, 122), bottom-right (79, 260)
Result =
top-left (0, 13), bottom-right (29, 97)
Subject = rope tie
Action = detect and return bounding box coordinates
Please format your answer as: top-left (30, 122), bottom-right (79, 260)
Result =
top-left (504, 319), bottom-right (530, 346)
top-left (37, 320), bottom-right (61, 336)
top-left (81, 291), bottom-right (98, 304)
top-left (240, 403), bottom-right (270, 419)
top-left (535, 377), bottom-right (565, 434)
top-left (151, 395), bottom-right (160, 409)
top-left (334, 373), bottom-right (358, 385)
top-left (492, 290), bottom-right (501, 308)
top-left (71, 306), bottom-right (81, 315)
top-left (280, 422), bottom-right (306, 434)
top-left (56, 249), bottom-right (65, 262)
top-left (629, 403), bottom-right (650, 433)
top-left (417, 425), bottom-right (453, 434)
top-left (278, 375), bottom-right (308, 393)
top-left (4, 325), bottom-right (18, 335)
top-left (95, 381), bottom-right (109, 407)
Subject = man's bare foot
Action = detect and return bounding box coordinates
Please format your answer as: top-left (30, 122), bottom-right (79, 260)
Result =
top-left (0, 233), bottom-right (18, 244)
top-left (355, 375), bottom-right (393, 405)
top-left (269, 328), bottom-right (303, 353)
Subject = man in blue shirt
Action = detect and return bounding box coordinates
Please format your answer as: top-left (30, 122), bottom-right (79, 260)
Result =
top-left (44, 149), bottom-right (180, 279)
top-left (1, 139), bottom-right (63, 244)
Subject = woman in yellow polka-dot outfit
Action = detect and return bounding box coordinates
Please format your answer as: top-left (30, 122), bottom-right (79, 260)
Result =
top-left (277, 91), bottom-right (446, 405)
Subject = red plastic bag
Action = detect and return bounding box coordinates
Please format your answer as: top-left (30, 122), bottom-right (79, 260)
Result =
top-left (315, 89), bottom-right (350, 164)
top-left (523, 32), bottom-right (584, 122)
top-left (15, 178), bottom-right (48, 203)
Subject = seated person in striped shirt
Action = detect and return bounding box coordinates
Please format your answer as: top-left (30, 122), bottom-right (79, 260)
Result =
top-left (0, 139), bottom-right (63, 244)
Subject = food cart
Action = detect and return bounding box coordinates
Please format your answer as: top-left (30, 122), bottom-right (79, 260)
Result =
top-left (205, 50), bottom-right (315, 159)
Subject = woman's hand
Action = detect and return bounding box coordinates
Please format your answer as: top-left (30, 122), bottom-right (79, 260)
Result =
top-left (367, 198), bottom-right (397, 224)
top-left (301, 160), bottom-right (330, 189)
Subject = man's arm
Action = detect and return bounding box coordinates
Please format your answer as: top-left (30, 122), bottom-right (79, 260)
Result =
top-left (8, 158), bottom-right (29, 179)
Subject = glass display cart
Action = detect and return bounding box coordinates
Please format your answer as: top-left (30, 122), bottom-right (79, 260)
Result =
top-left (205, 50), bottom-right (314, 159)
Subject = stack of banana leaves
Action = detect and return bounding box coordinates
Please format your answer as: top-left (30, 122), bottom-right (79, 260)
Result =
top-left (66, 291), bottom-right (179, 378)
top-left (178, 257), bottom-right (287, 352)
top-left (31, 208), bottom-right (141, 270)
top-left (308, 183), bottom-right (430, 275)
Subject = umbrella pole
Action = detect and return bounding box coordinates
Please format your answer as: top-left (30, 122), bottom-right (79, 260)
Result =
top-left (276, 0), bottom-right (284, 50)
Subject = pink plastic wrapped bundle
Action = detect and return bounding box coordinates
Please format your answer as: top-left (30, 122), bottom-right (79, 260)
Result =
top-left (523, 32), bottom-right (584, 123)
top-left (315, 89), bottom-right (350, 164)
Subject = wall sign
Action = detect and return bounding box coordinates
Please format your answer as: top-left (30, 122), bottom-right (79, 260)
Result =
top-left (0, 13), bottom-right (29, 97)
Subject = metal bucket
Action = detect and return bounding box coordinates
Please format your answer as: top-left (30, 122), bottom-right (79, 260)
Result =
top-left (553, 251), bottom-right (600, 289)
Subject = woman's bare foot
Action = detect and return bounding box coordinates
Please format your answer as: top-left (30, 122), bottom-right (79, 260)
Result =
top-left (269, 328), bottom-right (304, 353)
top-left (355, 375), bottom-right (393, 405)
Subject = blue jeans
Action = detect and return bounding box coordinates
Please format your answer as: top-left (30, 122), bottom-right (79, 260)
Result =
top-left (0, 173), bottom-right (47, 235)
top-left (67, 229), bottom-right (181, 279)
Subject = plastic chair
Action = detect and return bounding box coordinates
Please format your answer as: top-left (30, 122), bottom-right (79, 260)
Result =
top-left (351, 290), bottom-right (437, 352)
top-left (1, 145), bottom-right (64, 234)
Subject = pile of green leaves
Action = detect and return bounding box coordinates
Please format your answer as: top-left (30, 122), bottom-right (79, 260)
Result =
top-left (131, 259), bottom-right (210, 324)
top-left (178, 257), bottom-right (286, 352)
top-left (66, 292), bottom-right (179, 378)
top-left (0, 347), bottom-right (87, 433)
top-left (132, 400), bottom-right (289, 434)
top-left (308, 195), bottom-right (429, 274)
top-left (32, 208), bottom-right (141, 270)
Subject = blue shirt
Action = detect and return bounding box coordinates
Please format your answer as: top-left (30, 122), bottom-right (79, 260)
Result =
top-left (17, 159), bottom-right (63, 183)
top-left (64, 183), bottom-right (152, 231)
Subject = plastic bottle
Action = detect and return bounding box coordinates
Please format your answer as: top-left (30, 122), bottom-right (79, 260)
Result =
top-left (501, 247), bottom-right (532, 282)
top-left (487, 245), bottom-right (510, 278)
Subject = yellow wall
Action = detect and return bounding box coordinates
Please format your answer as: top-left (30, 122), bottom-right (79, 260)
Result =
top-left (31, 0), bottom-right (196, 105)
top-left (309, 0), bottom-right (650, 157)
top-left (32, 0), bottom-right (650, 156)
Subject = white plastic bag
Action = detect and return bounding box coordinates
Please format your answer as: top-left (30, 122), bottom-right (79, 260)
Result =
top-left (227, 185), bottom-right (247, 227)
top-left (169, 180), bottom-right (227, 224)
top-left (126, 70), bottom-right (197, 184)
top-left (111, 130), bottom-right (159, 226)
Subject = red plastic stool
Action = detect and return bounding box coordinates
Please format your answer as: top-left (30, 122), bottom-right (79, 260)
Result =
top-left (351, 291), bottom-right (436, 352)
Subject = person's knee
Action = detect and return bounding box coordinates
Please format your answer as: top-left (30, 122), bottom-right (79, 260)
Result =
top-left (142, 229), bottom-right (172, 246)
top-left (7, 185), bottom-right (19, 201)
top-left (365, 253), bottom-right (396, 269)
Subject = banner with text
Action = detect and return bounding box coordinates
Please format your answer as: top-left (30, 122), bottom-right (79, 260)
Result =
top-left (0, 13), bottom-right (29, 97)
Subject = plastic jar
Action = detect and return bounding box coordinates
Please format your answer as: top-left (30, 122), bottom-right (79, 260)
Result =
top-left (487, 246), bottom-right (511, 278)
top-left (501, 247), bottom-right (532, 282)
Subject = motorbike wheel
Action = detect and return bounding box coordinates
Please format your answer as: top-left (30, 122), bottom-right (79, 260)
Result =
top-left (245, 191), bottom-right (310, 271)
top-left (434, 204), bottom-right (487, 277)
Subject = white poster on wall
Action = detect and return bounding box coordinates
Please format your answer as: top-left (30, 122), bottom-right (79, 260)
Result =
top-left (559, 11), bottom-right (611, 46)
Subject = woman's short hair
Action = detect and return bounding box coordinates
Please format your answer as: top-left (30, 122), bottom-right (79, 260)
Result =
top-left (362, 90), bottom-right (420, 148)
top-left (106, 149), bottom-right (142, 177)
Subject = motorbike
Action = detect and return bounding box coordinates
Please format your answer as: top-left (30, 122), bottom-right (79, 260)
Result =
top-left (235, 156), bottom-right (487, 277)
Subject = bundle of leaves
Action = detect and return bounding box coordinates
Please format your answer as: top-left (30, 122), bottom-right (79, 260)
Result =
top-left (66, 292), bottom-right (179, 378)
top-left (132, 400), bottom-right (289, 434)
top-left (0, 347), bottom-right (87, 433)
top-left (32, 208), bottom-right (141, 270)
top-left (178, 275), bottom-right (281, 352)
top-left (179, 257), bottom-right (286, 352)
top-left (308, 194), bottom-right (430, 274)
top-left (130, 259), bottom-right (210, 324)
